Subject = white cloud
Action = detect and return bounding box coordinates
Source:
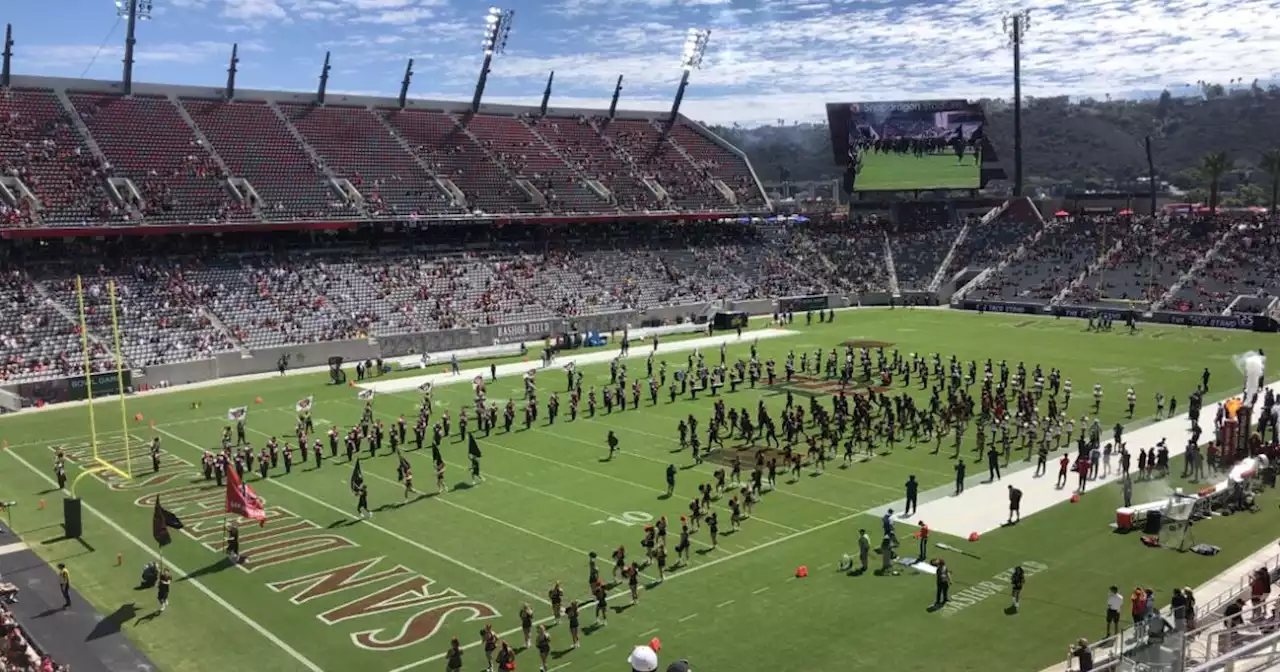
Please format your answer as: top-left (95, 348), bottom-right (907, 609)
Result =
top-left (221, 0), bottom-right (287, 21)
top-left (353, 7), bottom-right (434, 24)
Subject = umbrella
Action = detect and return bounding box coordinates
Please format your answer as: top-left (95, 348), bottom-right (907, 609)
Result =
top-left (1118, 209), bottom-right (1133, 215)
top-left (1053, 210), bottom-right (1069, 217)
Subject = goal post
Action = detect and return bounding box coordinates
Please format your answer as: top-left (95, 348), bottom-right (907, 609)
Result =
top-left (71, 275), bottom-right (134, 488)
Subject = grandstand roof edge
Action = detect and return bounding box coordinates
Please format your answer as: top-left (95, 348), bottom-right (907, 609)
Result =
top-left (6, 73), bottom-right (678, 122)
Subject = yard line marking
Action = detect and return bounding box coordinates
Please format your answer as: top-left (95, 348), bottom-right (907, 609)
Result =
top-left (638, 628), bottom-right (660, 637)
top-left (549, 663), bottom-right (573, 672)
top-left (818, 563), bottom-right (832, 571)
top-left (752, 586), bottom-right (770, 595)
top-left (351, 451), bottom-right (667, 583)
top-left (677, 613), bottom-right (698, 623)
top-left (542, 417), bottom-right (861, 513)
top-left (716, 599), bottom-right (735, 609)
top-left (155, 426), bottom-right (551, 607)
top-left (0, 542), bottom-right (29, 556)
top-left (3, 448), bottom-right (325, 672)
top-left (594, 644), bottom-right (617, 655)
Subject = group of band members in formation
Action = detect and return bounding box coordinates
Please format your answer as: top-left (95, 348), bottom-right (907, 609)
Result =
top-left (54, 335), bottom-right (1254, 672)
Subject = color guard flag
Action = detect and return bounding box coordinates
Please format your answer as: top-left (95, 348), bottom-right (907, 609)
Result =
top-left (418, 382), bottom-right (433, 393)
top-left (356, 389), bottom-right (375, 401)
top-left (227, 406), bottom-right (248, 421)
top-left (225, 465), bottom-right (266, 524)
top-left (351, 459), bottom-right (365, 493)
top-left (152, 497), bottom-right (184, 547)
top-left (295, 396), bottom-right (314, 413)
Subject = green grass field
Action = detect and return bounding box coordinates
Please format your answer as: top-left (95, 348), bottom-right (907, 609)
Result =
top-left (857, 150), bottom-right (980, 191)
top-left (1, 309), bottom-right (1277, 672)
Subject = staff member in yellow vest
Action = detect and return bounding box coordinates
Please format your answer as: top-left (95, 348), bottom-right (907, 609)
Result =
top-left (57, 563), bottom-right (71, 609)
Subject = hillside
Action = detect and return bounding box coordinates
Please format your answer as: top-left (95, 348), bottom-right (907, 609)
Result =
top-left (706, 84), bottom-right (1280, 194)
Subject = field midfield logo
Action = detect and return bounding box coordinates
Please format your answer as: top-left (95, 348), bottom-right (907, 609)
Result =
top-left (940, 560), bottom-right (1048, 617)
top-left (1090, 367), bottom-right (1142, 386)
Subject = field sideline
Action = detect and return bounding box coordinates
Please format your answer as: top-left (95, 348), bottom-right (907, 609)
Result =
top-left (0, 308), bottom-right (1277, 672)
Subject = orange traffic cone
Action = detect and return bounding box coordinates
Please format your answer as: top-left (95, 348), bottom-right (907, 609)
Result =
top-left (649, 638), bottom-right (662, 653)
top-left (254, 396), bottom-right (263, 404)
top-left (348, 380), bottom-right (355, 387)
top-left (968, 532), bottom-right (980, 542)
top-left (795, 565), bottom-right (809, 578)
top-left (134, 413), bottom-right (144, 422)
top-left (1070, 493), bottom-right (1081, 503)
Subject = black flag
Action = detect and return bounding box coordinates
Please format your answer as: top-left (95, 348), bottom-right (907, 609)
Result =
top-left (468, 435), bottom-right (482, 459)
top-left (152, 497), bottom-right (184, 547)
top-left (350, 459), bottom-right (365, 493)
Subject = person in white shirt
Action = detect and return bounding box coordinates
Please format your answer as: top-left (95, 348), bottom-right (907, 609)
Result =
top-left (1106, 586), bottom-right (1124, 637)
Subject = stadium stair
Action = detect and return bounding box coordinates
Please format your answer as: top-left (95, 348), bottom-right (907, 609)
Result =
top-left (29, 279), bottom-right (111, 352)
top-left (447, 113), bottom-right (547, 210)
top-left (1151, 225), bottom-right (1238, 311)
top-left (954, 205), bottom-right (1057, 300)
top-left (1051, 235), bottom-right (1125, 306)
top-left (882, 231), bottom-right (900, 296)
top-left (53, 90), bottom-right (109, 166)
top-left (586, 118), bottom-right (674, 210)
top-left (370, 112), bottom-right (467, 210)
top-left (200, 305), bottom-right (251, 357)
top-left (266, 101), bottom-right (371, 218)
top-left (649, 119), bottom-right (737, 207)
top-left (167, 94), bottom-right (263, 217)
top-left (930, 219), bottom-right (971, 292)
top-left (516, 116), bottom-right (615, 209)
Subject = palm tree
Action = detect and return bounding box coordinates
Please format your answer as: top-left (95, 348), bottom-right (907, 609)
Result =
top-left (1200, 151), bottom-right (1229, 213)
top-left (1261, 149), bottom-right (1280, 215)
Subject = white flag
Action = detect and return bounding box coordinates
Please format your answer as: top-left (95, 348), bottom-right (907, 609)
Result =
top-left (227, 406), bottom-right (248, 421)
top-left (295, 396), bottom-right (314, 413)
top-left (357, 389), bottom-right (375, 401)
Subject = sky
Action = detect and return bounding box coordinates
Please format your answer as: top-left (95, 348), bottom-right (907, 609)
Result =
top-left (7, 0), bottom-right (1280, 127)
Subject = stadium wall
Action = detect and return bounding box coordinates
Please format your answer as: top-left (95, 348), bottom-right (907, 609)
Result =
top-left (2, 294), bottom-right (900, 406)
top-left (953, 299), bottom-right (1279, 332)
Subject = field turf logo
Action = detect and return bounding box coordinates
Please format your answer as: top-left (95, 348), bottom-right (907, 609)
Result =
top-left (56, 444), bottom-right (499, 655)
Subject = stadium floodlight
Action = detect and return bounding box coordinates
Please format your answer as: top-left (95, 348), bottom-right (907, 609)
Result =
top-left (1001, 9), bottom-right (1030, 45)
top-left (482, 6), bottom-right (515, 56)
top-left (116, 0), bottom-right (154, 20)
top-left (680, 28), bottom-right (711, 71)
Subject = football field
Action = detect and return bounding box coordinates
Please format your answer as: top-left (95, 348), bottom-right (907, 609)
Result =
top-left (1, 309), bottom-right (1277, 672)
top-left (857, 150), bottom-right (980, 191)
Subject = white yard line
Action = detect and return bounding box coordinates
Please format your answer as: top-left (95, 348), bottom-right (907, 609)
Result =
top-left (677, 613), bottom-right (698, 623)
top-left (3, 448), bottom-right (325, 672)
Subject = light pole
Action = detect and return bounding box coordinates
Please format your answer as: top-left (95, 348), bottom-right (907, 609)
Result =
top-left (117, 0), bottom-right (154, 96)
top-left (471, 6), bottom-right (514, 114)
top-left (1002, 9), bottom-right (1029, 197)
top-left (667, 28), bottom-right (710, 134)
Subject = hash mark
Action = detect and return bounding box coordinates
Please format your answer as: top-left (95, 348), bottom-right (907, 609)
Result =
top-left (753, 586), bottom-right (770, 595)
top-left (716, 599), bottom-right (735, 609)
top-left (678, 613), bottom-right (698, 623)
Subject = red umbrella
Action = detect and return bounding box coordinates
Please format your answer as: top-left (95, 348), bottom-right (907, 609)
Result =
top-left (1054, 210), bottom-right (1069, 217)
top-left (1118, 209), bottom-right (1133, 216)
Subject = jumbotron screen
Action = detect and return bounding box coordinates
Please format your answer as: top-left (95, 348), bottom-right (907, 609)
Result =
top-left (826, 99), bottom-right (986, 191)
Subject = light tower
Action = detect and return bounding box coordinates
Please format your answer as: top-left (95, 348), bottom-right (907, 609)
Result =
top-left (666, 28), bottom-right (710, 135)
top-left (1002, 9), bottom-right (1030, 197)
top-left (472, 6), bottom-right (514, 114)
top-left (117, 0), bottom-right (154, 96)
top-left (2, 24), bottom-right (13, 89)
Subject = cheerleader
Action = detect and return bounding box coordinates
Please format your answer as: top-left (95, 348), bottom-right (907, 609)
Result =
top-left (535, 624), bottom-right (551, 672)
top-left (548, 581), bottom-right (563, 624)
top-left (566, 600), bottom-right (581, 648)
top-left (519, 603), bottom-right (534, 648)
top-left (435, 460), bottom-right (447, 494)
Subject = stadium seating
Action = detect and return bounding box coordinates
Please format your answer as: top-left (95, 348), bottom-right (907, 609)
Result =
top-left (979, 219), bottom-right (1112, 302)
top-left (1172, 221), bottom-right (1280, 314)
top-left (278, 104), bottom-right (457, 219)
top-left (0, 88), bottom-right (118, 226)
top-left (526, 116), bottom-right (660, 211)
top-left (0, 268), bottom-right (115, 383)
top-left (179, 98), bottom-right (346, 221)
top-left (67, 93), bottom-right (250, 224)
top-left (597, 119), bottom-right (725, 210)
top-left (666, 123), bottom-right (766, 206)
top-left (380, 109), bottom-right (528, 215)
top-left (462, 115), bottom-right (605, 214)
top-left (889, 225), bottom-right (962, 290)
top-left (946, 215), bottom-right (1042, 276)
top-left (1067, 217), bottom-right (1226, 307)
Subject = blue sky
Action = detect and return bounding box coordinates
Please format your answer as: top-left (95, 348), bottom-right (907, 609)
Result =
top-left (8, 0), bottom-right (1280, 126)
